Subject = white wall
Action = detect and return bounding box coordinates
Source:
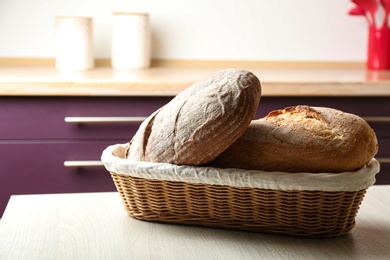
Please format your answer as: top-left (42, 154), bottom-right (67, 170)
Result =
top-left (0, 0), bottom-right (368, 62)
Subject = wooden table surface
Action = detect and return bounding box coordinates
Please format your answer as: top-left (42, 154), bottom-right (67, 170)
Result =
top-left (0, 185), bottom-right (389, 260)
top-left (1, 66), bottom-right (390, 96)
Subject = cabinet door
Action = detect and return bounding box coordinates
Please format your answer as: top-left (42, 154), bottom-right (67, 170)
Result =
top-left (0, 141), bottom-right (123, 217)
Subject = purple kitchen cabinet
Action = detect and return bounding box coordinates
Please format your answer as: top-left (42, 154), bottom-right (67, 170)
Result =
top-left (0, 141), bottom-right (119, 216)
top-left (1, 95), bottom-right (389, 217)
top-left (0, 96), bottom-right (171, 140)
top-left (0, 96), bottom-right (172, 217)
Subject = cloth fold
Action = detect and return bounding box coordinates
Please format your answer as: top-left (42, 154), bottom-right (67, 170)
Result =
top-left (102, 143), bottom-right (380, 192)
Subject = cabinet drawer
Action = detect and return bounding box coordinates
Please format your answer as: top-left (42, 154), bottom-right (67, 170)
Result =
top-left (0, 96), bottom-right (171, 140)
top-left (0, 140), bottom-right (122, 217)
top-left (376, 163), bottom-right (390, 184)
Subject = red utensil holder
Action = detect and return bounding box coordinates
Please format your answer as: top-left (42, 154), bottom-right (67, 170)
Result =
top-left (367, 26), bottom-right (390, 70)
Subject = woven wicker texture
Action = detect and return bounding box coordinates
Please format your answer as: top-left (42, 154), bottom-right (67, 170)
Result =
top-left (111, 173), bottom-right (366, 238)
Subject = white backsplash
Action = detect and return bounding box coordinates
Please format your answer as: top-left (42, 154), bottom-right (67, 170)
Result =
top-left (0, 0), bottom-right (367, 62)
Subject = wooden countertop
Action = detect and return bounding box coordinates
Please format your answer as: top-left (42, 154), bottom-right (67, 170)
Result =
top-left (1, 66), bottom-right (390, 97)
top-left (1, 185), bottom-right (389, 259)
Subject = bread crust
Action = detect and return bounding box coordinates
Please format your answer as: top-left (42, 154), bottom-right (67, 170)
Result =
top-left (210, 105), bottom-right (378, 173)
top-left (127, 69), bottom-right (262, 165)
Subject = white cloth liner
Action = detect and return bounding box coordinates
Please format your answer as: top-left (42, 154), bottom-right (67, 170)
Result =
top-left (101, 144), bottom-right (380, 192)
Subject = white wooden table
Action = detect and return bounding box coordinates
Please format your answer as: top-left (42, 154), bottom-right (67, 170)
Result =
top-left (1, 186), bottom-right (389, 260)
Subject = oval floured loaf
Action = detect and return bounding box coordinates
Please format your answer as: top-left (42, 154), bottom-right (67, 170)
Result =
top-left (210, 105), bottom-right (378, 173)
top-left (126, 69), bottom-right (262, 165)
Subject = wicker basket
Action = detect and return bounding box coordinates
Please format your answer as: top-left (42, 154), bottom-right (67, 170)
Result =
top-left (102, 144), bottom-right (380, 238)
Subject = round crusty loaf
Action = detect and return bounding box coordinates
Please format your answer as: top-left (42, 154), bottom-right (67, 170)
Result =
top-left (210, 105), bottom-right (378, 173)
top-left (126, 69), bottom-right (262, 165)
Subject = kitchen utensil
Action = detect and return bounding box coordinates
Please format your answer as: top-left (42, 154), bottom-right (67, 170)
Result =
top-left (353, 0), bottom-right (379, 26)
top-left (381, 0), bottom-right (390, 28)
top-left (348, 6), bottom-right (366, 15)
top-left (348, 5), bottom-right (371, 24)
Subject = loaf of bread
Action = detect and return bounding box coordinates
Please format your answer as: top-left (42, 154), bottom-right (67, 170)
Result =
top-left (126, 69), bottom-right (262, 165)
top-left (209, 105), bottom-right (378, 173)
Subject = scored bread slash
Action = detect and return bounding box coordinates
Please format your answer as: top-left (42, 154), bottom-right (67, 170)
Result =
top-left (127, 69), bottom-right (262, 165)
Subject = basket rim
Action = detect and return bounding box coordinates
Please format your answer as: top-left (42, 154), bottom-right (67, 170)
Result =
top-left (102, 143), bottom-right (380, 192)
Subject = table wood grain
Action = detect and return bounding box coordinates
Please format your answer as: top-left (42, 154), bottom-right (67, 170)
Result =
top-left (0, 186), bottom-right (389, 259)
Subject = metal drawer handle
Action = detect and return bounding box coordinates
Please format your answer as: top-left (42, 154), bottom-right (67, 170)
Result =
top-left (64, 116), bottom-right (147, 124)
top-left (64, 160), bottom-right (104, 167)
top-left (363, 117), bottom-right (390, 123)
top-left (64, 158), bottom-right (390, 168)
top-left (65, 116), bottom-right (389, 123)
top-left (377, 158), bottom-right (390, 164)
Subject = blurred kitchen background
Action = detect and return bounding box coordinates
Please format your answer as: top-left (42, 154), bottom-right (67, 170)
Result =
top-left (0, 0), bottom-right (367, 63)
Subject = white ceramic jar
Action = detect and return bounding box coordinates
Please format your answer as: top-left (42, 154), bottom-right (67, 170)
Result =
top-left (55, 16), bottom-right (94, 71)
top-left (111, 12), bottom-right (151, 70)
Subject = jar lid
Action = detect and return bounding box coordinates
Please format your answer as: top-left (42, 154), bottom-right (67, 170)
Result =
top-left (112, 12), bottom-right (149, 16)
